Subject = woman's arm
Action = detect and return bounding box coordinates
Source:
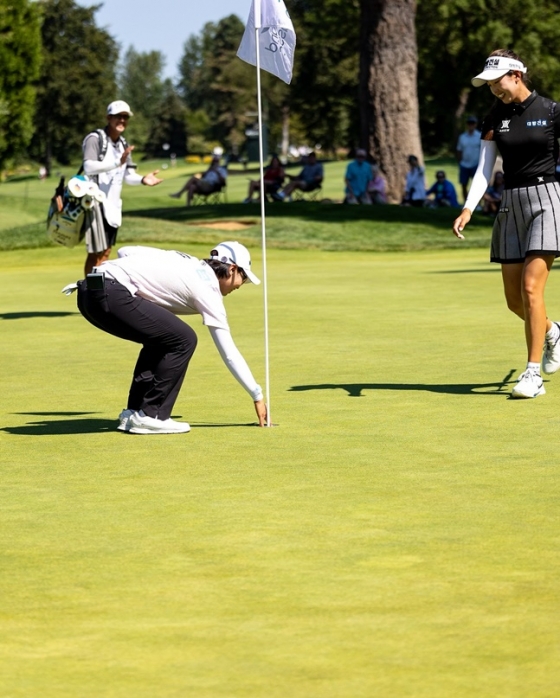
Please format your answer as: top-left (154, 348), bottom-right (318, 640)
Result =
top-left (208, 326), bottom-right (266, 425)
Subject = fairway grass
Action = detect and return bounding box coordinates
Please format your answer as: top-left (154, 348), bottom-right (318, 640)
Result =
top-left (1, 246), bottom-right (560, 696)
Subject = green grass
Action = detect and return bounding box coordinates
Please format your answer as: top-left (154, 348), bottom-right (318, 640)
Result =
top-left (1, 244), bottom-right (560, 696)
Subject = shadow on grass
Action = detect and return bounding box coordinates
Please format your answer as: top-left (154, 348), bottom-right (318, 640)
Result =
top-left (1, 311), bottom-right (78, 320)
top-left (290, 371), bottom-right (518, 397)
top-left (189, 422), bottom-right (260, 428)
top-left (3, 415), bottom-right (261, 435)
top-left (15, 411), bottom-right (98, 416)
top-left (125, 201), bottom-right (492, 232)
top-left (431, 268), bottom-right (500, 274)
top-left (2, 417), bottom-right (115, 435)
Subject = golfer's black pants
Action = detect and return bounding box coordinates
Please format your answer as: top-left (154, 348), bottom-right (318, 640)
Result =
top-left (77, 279), bottom-right (197, 420)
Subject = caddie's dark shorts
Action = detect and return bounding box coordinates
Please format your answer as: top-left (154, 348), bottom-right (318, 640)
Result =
top-left (102, 213), bottom-right (118, 248)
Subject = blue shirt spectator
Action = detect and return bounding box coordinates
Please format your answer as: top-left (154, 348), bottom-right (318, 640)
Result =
top-left (345, 149), bottom-right (373, 203)
top-left (426, 170), bottom-right (459, 208)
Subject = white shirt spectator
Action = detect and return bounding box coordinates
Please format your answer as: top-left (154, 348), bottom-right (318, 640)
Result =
top-left (457, 130), bottom-right (482, 169)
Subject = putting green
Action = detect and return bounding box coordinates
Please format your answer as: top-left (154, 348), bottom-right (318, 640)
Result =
top-left (1, 245), bottom-right (559, 697)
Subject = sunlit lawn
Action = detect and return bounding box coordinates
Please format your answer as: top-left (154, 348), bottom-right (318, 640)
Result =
top-left (1, 243), bottom-right (560, 696)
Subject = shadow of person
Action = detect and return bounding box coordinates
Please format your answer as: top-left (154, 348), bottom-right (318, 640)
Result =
top-left (2, 417), bottom-right (116, 436)
top-left (1, 311), bottom-right (78, 320)
top-left (2, 415), bottom-right (262, 435)
top-left (289, 370), bottom-right (518, 397)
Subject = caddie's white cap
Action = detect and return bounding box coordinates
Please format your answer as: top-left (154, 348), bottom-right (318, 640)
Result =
top-left (210, 241), bottom-right (260, 285)
top-left (471, 56), bottom-right (527, 87)
top-left (107, 100), bottom-right (134, 116)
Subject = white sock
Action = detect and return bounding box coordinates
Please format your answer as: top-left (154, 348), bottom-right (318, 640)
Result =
top-left (527, 362), bottom-right (541, 374)
top-left (546, 322), bottom-right (560, 341)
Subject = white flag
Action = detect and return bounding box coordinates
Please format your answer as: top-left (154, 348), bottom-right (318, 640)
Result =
top-left (237, 0), bottom-right (296, 84)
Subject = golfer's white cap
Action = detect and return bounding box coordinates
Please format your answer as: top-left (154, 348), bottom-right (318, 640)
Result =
top-left (471, 56), bottom-right (527, 87)
top-left (107, 100), bottom-right (133, 116)
top-left (210, 241), bottom-right (261, 285)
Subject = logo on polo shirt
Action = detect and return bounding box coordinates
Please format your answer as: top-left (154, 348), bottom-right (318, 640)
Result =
top-left (526, 119), bottom-right (547, 127)
top-left (498, 120), bottom-right (511, 132)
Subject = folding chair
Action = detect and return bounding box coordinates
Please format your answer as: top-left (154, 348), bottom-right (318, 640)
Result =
top-left (292, 184), bottom-right (323, 202)
top-left (191, 183), bottom-right (227, 206)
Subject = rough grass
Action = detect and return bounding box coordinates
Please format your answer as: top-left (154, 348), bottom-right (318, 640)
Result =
top-left (0, 157), bottom-right (492, 253)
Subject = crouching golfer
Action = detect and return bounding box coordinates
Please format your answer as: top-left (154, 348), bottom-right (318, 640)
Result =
top-left (74, 242), bottom-right (267, 433)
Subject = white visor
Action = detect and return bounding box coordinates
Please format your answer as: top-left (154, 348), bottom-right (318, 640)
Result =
top-left (471, 56), bottom-right (527, 87)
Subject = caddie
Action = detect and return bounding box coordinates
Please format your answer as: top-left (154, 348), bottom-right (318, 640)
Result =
top-left (82, 100), bottom-right (162, 276)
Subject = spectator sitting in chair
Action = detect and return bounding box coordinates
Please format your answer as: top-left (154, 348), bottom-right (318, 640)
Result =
top-left (276, 152), bottom-right (323, 201)
top-left (344, 148), bottom-right (373, 204)
top-left (170, 155), bottom-right (227, 206)
top-left (425, 170), bottom-right (459, 208)
top-left (482, 171), bottom-right (505, 216)
top-left (244, 154), bottom-right (285, 203)
top-left (367, 162), bottom-right (388, 204)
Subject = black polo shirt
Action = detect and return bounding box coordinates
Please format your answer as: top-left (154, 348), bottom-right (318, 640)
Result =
top-left (481, 91), bottom-right (560, 188)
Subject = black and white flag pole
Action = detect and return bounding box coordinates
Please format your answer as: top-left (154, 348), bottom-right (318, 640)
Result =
top-left (237, 0), bottom-right (296, 428)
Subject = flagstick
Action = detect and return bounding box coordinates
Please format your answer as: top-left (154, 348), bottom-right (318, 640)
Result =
top-left (254, 0), bottom-right (271, 427)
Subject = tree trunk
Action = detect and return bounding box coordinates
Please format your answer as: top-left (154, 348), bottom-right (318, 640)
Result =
top-left (359, 0), bottom-right (422, 203)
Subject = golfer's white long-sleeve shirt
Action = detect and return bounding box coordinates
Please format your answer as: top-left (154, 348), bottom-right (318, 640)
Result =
top-left (98, 246), bottom-right (263, 402)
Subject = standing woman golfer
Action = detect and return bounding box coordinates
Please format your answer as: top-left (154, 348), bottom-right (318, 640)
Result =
top-left (453, 49), bottom-right (560, 398)
top-left (73, 242), bottom-right (267, 433)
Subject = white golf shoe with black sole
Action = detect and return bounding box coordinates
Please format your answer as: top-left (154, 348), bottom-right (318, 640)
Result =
top-left (117, 409), bottom-right (134, 432)
top-left (511, 369), bottom-right (546, 399)
top-left (127, 410), bottom-right (191, 434)
top-left (542, 322), bottom-right (560, 374)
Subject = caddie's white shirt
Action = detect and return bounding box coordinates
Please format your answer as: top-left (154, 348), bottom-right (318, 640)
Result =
top-left (457, 130), bottom-right (482, 168)
top-left (99, 246), bottom-right (229, 330)
top-left (82, 133), bottom-right (142, 228)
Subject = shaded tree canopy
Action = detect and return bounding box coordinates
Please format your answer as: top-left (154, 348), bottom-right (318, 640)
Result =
top-left (289, 0), bottom-right (360, 153)
top-left (178, 15), bottom-right (259, 154)
top-left (144, 80), bottom-right (188, 158)
top-left (417, 0), bottom-right (560, 153)
top-left (0, 0), bottom-right (42, 172)
top-left (118, 47), bottom-right (166, 148)
top-left (3, 0), bottom-right (560, 174)
top-left (32, 0), bottom-right (118, 170)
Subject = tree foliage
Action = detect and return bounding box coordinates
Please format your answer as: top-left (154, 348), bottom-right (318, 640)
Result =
top-left (118, 47), bottom-right (166, 148)
top-left (178, 15), bottom-right (259, 155)
top-left (144, 80), bottom-right (188, 158)
top-left (32, 0), bottom-right (118, 171)
top-left (417, 0), bottom-right (560, 152)
top-left (0, 0), bottom-right (42, 172)
top-left (288, 0), bottom-right (360, 153)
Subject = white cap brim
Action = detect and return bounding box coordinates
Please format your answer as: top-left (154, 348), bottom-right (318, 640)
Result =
top-left (245, 269), bottom-right (261, 285)
top-left (471, 69), bottom-right (509, 87)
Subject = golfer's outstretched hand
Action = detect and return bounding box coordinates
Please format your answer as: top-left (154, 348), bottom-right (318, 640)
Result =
top-left (254, 399), bottom-right (268, 427)
top-left (453, 208), bottom-right (472, 240)
top-left (142, 171), bottom-right (163, 186)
